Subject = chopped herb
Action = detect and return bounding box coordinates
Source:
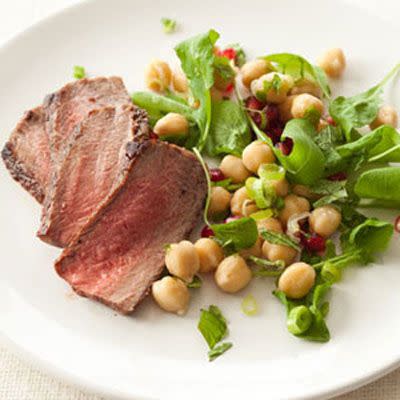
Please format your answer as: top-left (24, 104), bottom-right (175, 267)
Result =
top-left (260, 229), bottom-right (301, 251)
top-left (226, 43), bottom-right (246, 67)
top-left (73, 65), bottom-right (86, 79)
top-left (241, 294), bottom-right (258, 316)
top-left (249, 256), bottom-right (285, 277)
top-left (208, 342), bottom-right (233, 361)
top-left (187, 275), bottom-right (202, 288)
top-left (161, 18), bottom-right (177, 34)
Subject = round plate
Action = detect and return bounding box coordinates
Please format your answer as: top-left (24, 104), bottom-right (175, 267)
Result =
top-left (1, 0), bottom-right (400, 399)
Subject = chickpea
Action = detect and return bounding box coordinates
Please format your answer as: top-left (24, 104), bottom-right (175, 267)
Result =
top-left (239, 237), bottom-right (263, 259)
top-left (290, 78), bottom-right (322, 98)
top-left (208, 187), bottom-right (231, 218)
top-left (257, 217), bottom-right (283, 234)
top-left (242, 199), bottom-right (259, 217)
top-left (165, 240), bottom-right (200, 283)
top-left (278, 95), bottom-right (296, 122)
top-left (316, 48), bottom-right (346, 78)
top-left (292, 184), bottom-right (318, 200)
top-left (242, 141), bottom-right (275, 173)
top-left (279, 194), bottom-right (310, 226)
top-left (309, 205), bottom-right (342, 238)
top-left (172, 70), bottom-right (188, 93)
top-left (214, 254), bottom-right (252, 293)
top-left (291, 93), bottom-right (324, 120)
top-left (145, 60), bottom-right (172, 92)
top-left (194, 238), bottom-right (224, 273)
top-left (153, 113), bottom-right (189, 137)
top-left (152, 276), bottom-right (190, 315)
top-left (268, 178), bottom-right (289, 197)
top-left (262, 240), bottom-right (297, 266)
top-left (241, 59), bottom-right (271, 88)
top-left (251, 72), bottom-right (294, 104)
top-left (220, 155), bottom-right (251, 184)
top-left (278, 262), bottom-right (316, 299)
top-left (370, 105), bottom-right (398, 129)
top-left (230, 187), bottom-right (250, 217)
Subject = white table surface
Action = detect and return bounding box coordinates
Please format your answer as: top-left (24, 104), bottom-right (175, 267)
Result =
top-left (1, 1), bottom-right (400, 399)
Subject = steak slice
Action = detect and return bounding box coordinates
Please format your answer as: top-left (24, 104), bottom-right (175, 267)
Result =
top-left (38, 105), bottom-right (149, 248)
top-left (44, 76), bottom-right (131, 161)
top-left (55, 139), bottom-right (207, 314)
top-left (1, 107), bottom-right (50, 203)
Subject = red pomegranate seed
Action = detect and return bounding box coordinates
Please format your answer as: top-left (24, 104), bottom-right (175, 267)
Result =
top-left (395, 216), bottom-right (400, 233)
top-left (222, 48), bottom-right (236, 60)
top-left (149, 131), bottom-right (158, 140)
top-left (245, 96), bottom-right (264, 111)
top-left (327, 171), bottom-right (347, 181)
top-left (201, 225), bottom-right (214, 238)
top-left (224, 215), bottom-right (240, 224)
top-left (265, 104), bottom-right (280, 125)
top-left (223, 83), bottom-right (234, 96)
top-left (276, 138), bottom-right (294, 155)
top-left (326, 116), bottom-right (336, 126)
top-left (209, 168), bottom-right (225, 182)
top-left (303, 234), bottom-right (326, 253)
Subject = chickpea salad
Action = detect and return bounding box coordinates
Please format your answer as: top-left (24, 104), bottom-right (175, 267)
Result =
top-left (130, 29), bottom-right (400, 361)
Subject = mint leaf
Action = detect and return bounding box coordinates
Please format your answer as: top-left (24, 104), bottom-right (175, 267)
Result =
top-left (249, 256), bottom-right (285, 277)
top-left (260, 229), bottom-right (301, 251)
top-left (198, 305), bottom-right (227, 349)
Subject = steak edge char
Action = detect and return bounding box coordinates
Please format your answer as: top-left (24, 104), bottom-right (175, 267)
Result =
top-left (55, 139), bottom-right (207, 314)
top-left (1, 107), bottom-right (50, 203)
top-left (37, 105), bottom-right (149, 248)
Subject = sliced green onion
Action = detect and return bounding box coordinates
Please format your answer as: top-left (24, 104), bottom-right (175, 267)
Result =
top-left (245, 177), bottom-right (274, 208)
top-left (258, 163), bottom-right (285, 181)
top-left (241, 294), bottom-right (258, 316)
top-left (321, 262), bottom-right (342, 283)
top-left (287, 305), bottom-right (312, 335)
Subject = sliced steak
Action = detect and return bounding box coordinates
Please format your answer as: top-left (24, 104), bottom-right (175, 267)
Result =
top-left (1, 107), bottom-right (50, 203)
top-left (44, 76), bottom-right (131, 161)
top-left (38, 105), bottom-right (149, 248)
top-left (55, 139), bottom-right (207, 314)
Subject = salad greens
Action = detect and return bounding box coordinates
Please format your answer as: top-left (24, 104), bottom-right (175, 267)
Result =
top-left (260, 230), bottom-right (301, 251)
top-left (73, 65), bottom-right (86, 79)
top-left (161, 18), bottom-right (177, 34)
top-left (198, 305), bottom-right (232, 361)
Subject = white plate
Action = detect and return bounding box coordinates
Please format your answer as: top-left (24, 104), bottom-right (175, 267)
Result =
top-left (1, 0), bottom-right (400, 399)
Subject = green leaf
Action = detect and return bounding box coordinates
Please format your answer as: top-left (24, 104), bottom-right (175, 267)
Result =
top-left (208, 342), bottom-right (232, 361)
top-left (175, 30), bottom-right (219, 150)
top-left (205, 100), bottom-right (251, 157)
top-left (260, 229), bottom-right (301, 251)
top-left (160, 18), bottom-right (177, 34)
top-left (198, 305), bottom-right (228, 349)
top-left (329, 64), bottom-right (400, 140)
top-left (187, 275), bottom-right (202, 288)
top-left (262, 53), bottom-right (331, 97)
top-left (354, 166), bottom-right (400, 204)
top-left (213, 55), bottom-right (235, 82)
top-left (73, 65), bottom-right (86, 79)
top-left (277, 119), bottom-right (325, 185)
top-left (249, 256), bottom-right (285, 277)
top-left (211, 218), bottom-right (258, 251)
top-left (211, 178), bottom-right (243, 192)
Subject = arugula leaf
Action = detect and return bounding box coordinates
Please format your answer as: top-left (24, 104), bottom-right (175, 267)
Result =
top-left (249, 256), bottom-right (285, 277)
top-left (329, 64), bottom-right (400, 140)
top-left (213, 55), bottom-right (235, 83)
top-left (354, 166), bottom-right (400, 204)
top-left (211, 218), bottom-right (258, 251)
top-left (161, 18), bottom-right (177, 33)
top-left (260, 229), bottom-right (301, 251)
top-left (313, 189), bottom-right (348, 208)
top-left (73, 65), bottom-right (86, 79)
top-left (262, 53), bottom-right (331, 97)
top-left (276, 119), bottom-right (325, 185)
top-left (187, 275), bottom-right (202, 288)
top-left (208, 342), bottom-right (232, 361)
top-left (175, 30), bottom-right (219, 150)
top-left (205, 100), bottom-right (251, 157)
top-left (198, 305), bottom-right (228, 349)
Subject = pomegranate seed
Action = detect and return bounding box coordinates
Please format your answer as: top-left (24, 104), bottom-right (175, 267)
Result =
top-left (224, 215), bottom-right (240, 224)
top-left (327, 172), bottom-right (347, 181)
top-left (149, 131), bottom-right (158, 140)
top-left (269, 126), bottom-right (284, 142)
top-left (276, 138), bottom-right (294, 155)
top-left (265, 104), bottom-right (280, 125)
top-left (326, 116), bottom-right (336, 126)
top-left (201, 225), bottom-right (214, 238)
top-left (209, 168), bottom-right (225, 182)
top-left (223, 83), bottom-right (234, 96)
top-left (245, 96), bottom-right (264, 111)
top-left (395, 216), bottom-right (400, 233)
top-left (222, 48), bottom-right (236, 60)
top-left (303, 234), bottom-right (326, 253)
